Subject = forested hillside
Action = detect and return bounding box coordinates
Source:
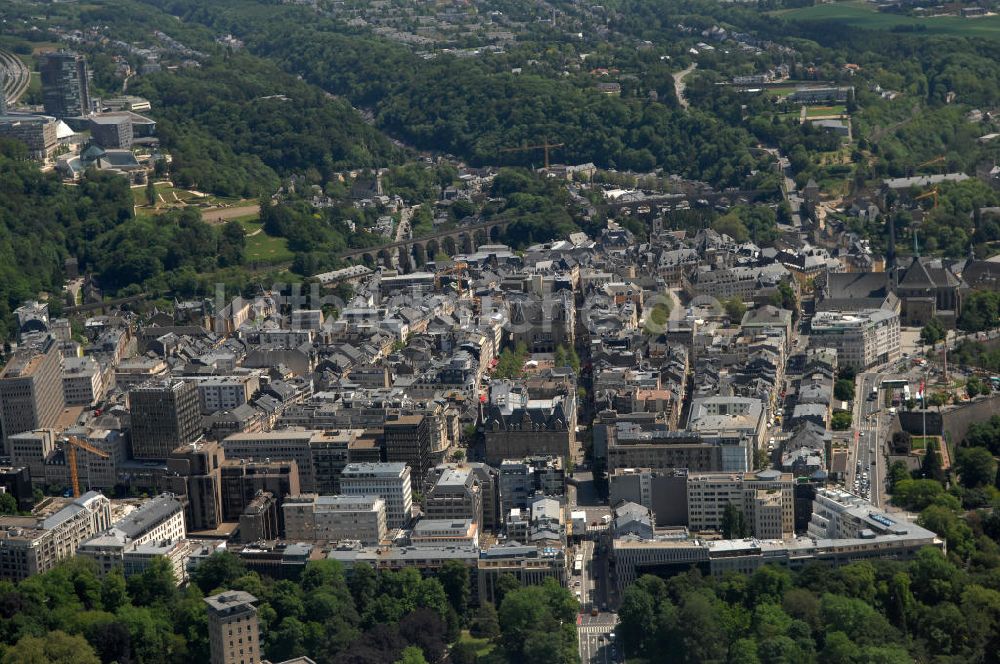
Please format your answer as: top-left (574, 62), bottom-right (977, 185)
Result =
top-left (128, 55), bottom-right (402, 197)
top-left (0, 140), bottom-right (256, 336)
top-left (141, 0), bottom-right (763, 186)
top-left (0, 141), bottom-right (131, 339)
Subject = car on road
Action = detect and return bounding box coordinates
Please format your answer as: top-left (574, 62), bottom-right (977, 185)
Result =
top-left (591, 607), bottom-right (599, 616)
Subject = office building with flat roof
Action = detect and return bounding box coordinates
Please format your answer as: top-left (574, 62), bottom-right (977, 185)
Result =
top-left (88, 114), bottom-right (131, 148)
top-left (167, 441), bottom-right (225, 531)
top-left (0, 335), bottom-right (64, 456)
top-left (78, 493), bottom-right (186, 574)
top-left (0, 491), bottom-right (111, 581)
top-left (0, 114), bottom-right (59, 160)
top-left (129, 380), bottom-right (202, 459)
top-left (687, 470), bottom-right (795, 539)
top-left (384, 414), bottom-right (431, 478)
top-left (39, 52), bottom-right (91, 118)
top-left (810, 309), bottom-right (900, 371)
top-left (424, 465), bottom-right (482, 527)
top-left (222, 430), bottom-right (318, 492)
top-left (283, 494), bottom-right (387, 545)
top-left (498, 456), bottom-right (565, 511)
top-left (340, 462), bottom-right (412, 530)
top-left (612, 490), bottom-right (943, 592)
top-left (219, 459), bottom-right (300, 529)
top-left (63, 356), bottom-right (107, 406)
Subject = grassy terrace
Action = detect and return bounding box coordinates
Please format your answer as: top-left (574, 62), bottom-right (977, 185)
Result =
top-left (240, 218), bottom-right (294, 264)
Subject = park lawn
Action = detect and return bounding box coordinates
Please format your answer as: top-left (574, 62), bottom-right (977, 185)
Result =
top-left (458, 631), bottom-right (495, 658)
top-left (245, 226), bottom-right (294, 264)
top-left (236, 215), bottom-right (263, 231)
top-left (911, 436), bottom-right (941, 452)
top-left (775, 0), bottom-right (1000, 39)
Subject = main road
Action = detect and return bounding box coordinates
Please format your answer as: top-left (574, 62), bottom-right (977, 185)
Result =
top-left (851, 372), bottom-right (889, 507)
top-left (578, 612), bottom-right (619, 664)
top-left (0, 49), bottom-right (30, 106)
top-left (571, 472), bottom-right (619, 662)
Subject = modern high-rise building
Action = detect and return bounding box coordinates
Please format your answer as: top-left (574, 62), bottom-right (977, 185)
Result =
top-left (129, 380), bottom-right (202, 459)
top-left (0, 335), bottom-right (64, 457)
top-left (205, 591), bottom-right (260, 664)
top-left (167, 441), bottom-right (225, 531)
top-left (219, 458), bottom-right (300, 529)
top-left (39, 51), bottom-right (91, 118)
top-left (340, 462), bottom-right (412, 530)
top-left (384, 414), bottom-right (431, 478)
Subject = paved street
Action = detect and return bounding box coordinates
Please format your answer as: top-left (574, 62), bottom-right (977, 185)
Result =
top-left (850, 373), bottom-right (885, 506)
top-left (578, 613), bottom-right (619, 663)
top-left (572, 466), bottom-right (619, 662)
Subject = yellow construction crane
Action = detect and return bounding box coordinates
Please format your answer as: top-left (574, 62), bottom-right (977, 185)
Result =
top-left (914, 187), bottom-right (940, 209)
top-left (435, 261), bottom-right (469, 290)
top-left (916, 155), bottom-right (946, 172)
top-left (61, 436), bottom-right (110, 498)
top-left (499, 140), bottom-right (565, 170)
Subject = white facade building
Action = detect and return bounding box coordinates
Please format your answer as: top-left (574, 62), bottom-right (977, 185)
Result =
top-left (340, 462), bottom-right (413, 530)
top-left (810, 309), bottom-right (900, 370)
top-left (283, 494), bottom-right (387, 545)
